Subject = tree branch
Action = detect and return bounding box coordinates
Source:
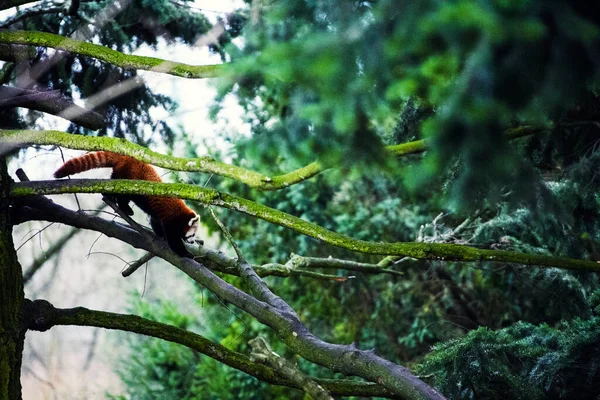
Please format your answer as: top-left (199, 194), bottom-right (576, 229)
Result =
top-left (249, 336), bottom-right (334, 400)
top-left (208, 206), bottom-right (295, 314)
top-left (0, 43), bottom-right (36, 62)
top-left (0, 6), bottom-right (63, 29)
top-left (0, 88), bottom-right (105, 130)
top-left (22, 299), bottom-right (396, 398)
top-left (185, 246), bottom-right (349, 281)
top-left (0, 30), bottom-right (224, 79)
top-left (385, 125), bottom-right (543, 156)
top-left (0, 128), bottom-right (320, 189)
top-left (0, 126), bottom-right (545, 190)
top-left (11, 178), bottom-right (600, 273)
top-left (13, 191), bottom-right (443, 399)
top-left (286, 254), bottom-right (404, 276)
top-left (0, 0), bottom-right (37, 11)
top-left (23, 227), bottom-right (78, 285)
top-left (0, 88), bottom-right (62, 108)
top-left (121, 252), bottom-right (154, 277)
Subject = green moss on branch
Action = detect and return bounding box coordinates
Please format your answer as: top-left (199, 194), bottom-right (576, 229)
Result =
top-left (386, 126), bottom-right (545, 156)
top-left (0, 127), bottom-right (544, 191)
top-left (23, 299), bottom-right (393, 398)
top-left (0, 129), bottom-right (321, 190)
top-left (11, 179), bottom-right (600, 272)
top-left (0, 31), bottom-right (223, 79)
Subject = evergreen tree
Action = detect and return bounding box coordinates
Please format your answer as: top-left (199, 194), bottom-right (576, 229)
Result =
top-left (3, 0), bottom-right (600, 398)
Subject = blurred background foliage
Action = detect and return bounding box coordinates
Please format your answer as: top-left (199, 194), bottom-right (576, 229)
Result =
top-left (6, 0), bottom-right (600, 398)
top-left (0, 0), bottom-right (243, 145)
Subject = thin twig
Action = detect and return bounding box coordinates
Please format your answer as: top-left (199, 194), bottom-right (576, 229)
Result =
top-left (101, 196), bottom-right (154, 241)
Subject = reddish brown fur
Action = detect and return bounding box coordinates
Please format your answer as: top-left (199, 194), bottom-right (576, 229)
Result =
top-left (54, 151), bottom-right (198, 256)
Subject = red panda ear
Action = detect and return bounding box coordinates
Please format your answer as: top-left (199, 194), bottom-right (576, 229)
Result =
top-left (188, 215), bottom-right (200, 226)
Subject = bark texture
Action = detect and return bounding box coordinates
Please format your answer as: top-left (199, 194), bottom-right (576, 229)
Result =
top-left (0, 157), bottom-right (24, 400)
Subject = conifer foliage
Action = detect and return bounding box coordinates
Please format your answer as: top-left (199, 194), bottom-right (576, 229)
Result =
top-left (3, 0), bottom-right (600, 399)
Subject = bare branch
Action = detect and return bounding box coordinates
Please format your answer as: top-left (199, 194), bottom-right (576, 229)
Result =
top-left (249, 337), bottom-right (334, 400)
top-left (208, 206), bottom-right (296, 314)
top-left (0, 87), bottom-right (105, 130)
top-left (0, 88), bottom-right (62, 108)
top-left (208, 206), bottom-right (244, 261)
top-left (101, 196), bottom-right (154, 241)
top-left (23, 227), bottom-right (78, 285)
top-left (121, 252), bottom-right (154, 277)
top-left (208, 207), bottom-right (298, 318)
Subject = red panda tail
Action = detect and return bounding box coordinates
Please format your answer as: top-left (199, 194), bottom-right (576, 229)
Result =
top-left (54, 151), bottom-right (122, 178)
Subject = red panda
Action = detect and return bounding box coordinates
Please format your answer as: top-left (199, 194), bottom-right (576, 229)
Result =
top-left (54, 151), bottom-right (200, 257)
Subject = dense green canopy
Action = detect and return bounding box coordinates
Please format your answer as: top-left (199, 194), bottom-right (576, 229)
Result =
top-left (3, 0), bottom-right (600, 399)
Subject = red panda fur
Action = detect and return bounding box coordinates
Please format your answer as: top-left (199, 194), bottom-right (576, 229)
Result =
top-left (54, 151), bottom-right (200, 257)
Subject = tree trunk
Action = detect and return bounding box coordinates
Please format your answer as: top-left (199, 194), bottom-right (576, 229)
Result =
top-left (0, 156), bottom-right (24, 400)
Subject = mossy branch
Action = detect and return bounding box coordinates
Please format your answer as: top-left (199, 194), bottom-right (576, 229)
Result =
top-left (23, 299), bottom-right (395, 398)
top-left (0, 129), bottom-right (320, 190)
top-left (189, 246), bottom-right (349, 281)
top-left (249, 336), bottom-right (334, 400)
top-left (0, 30), bottom-right (224, 79)
top-left (386, 125), bottom-right (544, 156)
top-left (285, 254), bottom-right (404, 276)
top-left (0, 126), bottom-right (544, 191)
top-left (11, 178), bottom-right (600, 272)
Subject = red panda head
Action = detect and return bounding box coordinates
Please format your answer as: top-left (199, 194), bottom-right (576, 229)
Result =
top-left (184, 214), bottom-right (200, 243)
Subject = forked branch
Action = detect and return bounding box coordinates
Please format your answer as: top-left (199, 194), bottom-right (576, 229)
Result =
top-left (13, 188), bottom-right (443, 400)
top-left (22, 299), bottom-right (396, 398)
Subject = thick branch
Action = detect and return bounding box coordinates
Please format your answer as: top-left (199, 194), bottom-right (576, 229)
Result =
top-left (11, 178), bottom-right (600, 273)
top-left (0, 127), bottom-right (544, 190)
top-left (0, 31), bottom-right (224, 79)
top-left (13, 193), bottom-right (441, 399)
top-left (22, 299), bottom-right (393, 398)
top-left (0, 129), bottom-right (318, 189)
top-left (0, 88), bottom-right (105, 130)
top-left (0, 88), bottom-right (61, 108)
